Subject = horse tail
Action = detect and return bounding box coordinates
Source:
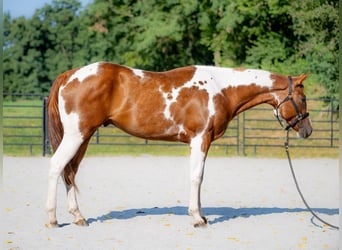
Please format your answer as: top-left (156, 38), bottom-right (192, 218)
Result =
top-left (47, 74), bottom-right (65, 153)
top-left (47, 73), bottom-right (81, 190)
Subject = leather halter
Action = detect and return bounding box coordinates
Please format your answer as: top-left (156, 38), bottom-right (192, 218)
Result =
top-left (274, 76), bottom-right (309, 131)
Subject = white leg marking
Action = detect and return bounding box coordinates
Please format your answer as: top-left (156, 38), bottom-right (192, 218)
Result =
top-left (66, 183), bottom-right (88, 226)
top-left (188, 134), bottom-right (207, 226)
top-left (46, 89), bottom-right (84, 227)
top-left (46, 134), bottom-right (83, 227)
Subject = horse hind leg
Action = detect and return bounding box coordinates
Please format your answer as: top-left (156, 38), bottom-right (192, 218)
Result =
top-left (63, 138), bottom-right (91, 226)
top-left (46, 133), bottom-right (83, 228)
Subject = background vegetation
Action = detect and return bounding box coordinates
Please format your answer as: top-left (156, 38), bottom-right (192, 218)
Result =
top-left (3, 98), bottom-right (338, 157)
top-left (3, 0), bottom-right (339, 101)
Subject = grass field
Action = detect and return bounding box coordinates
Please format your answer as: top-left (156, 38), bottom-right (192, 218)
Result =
top-left (3, 98), bottom-right (339, 158)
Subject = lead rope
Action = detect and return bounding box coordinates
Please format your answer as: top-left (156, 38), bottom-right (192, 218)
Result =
top-left (284, 130), bottom-right (339, 230)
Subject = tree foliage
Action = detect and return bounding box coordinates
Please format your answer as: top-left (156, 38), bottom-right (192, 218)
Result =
top-left (3, 0), bottom-right (339, 99)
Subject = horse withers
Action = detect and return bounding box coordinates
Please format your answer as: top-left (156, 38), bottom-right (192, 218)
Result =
top-left (45, 62), bottom-right (312, 228)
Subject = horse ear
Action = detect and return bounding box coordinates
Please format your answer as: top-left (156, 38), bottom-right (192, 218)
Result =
top-left (297, 73), bottom-right (309, 84)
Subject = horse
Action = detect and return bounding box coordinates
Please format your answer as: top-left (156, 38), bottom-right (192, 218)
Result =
top-left (45, 62), bottom-right (312, 228)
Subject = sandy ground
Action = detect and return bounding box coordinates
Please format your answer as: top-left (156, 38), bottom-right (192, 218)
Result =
top-left (1, 156), bottom-right (339, 250)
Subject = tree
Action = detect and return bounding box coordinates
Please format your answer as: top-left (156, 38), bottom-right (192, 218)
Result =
top-left (3, 14), bottom-right (44, 96)
top-left (3, 0), bottom-right (84, 97)
top-left (35, 0), bottom-right (83, 83)
top-left (290, 0), bottom-right (339, 100)
top-left (3, 0), bottom-right (339, 100)
top-left (81, 0), bottom-right (214, 71)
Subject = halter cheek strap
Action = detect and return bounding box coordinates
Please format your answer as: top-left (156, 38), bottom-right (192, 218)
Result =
top-left (274, 76), bottom-right (309, 131)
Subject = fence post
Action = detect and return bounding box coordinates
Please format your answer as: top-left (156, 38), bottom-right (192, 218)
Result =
top-left (236, 115), bottom-right (240, 155)
top-left (242, 112), bottom-right (246, 155)
top-left (42, 97), bottom-right (51, 156)
top-left (330, 97), bottom-right (334, 147)
top-left (96, 129), bottom-right (100, 144)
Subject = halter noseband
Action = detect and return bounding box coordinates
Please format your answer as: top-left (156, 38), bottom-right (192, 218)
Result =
top-left (274, 76), bottom-right (309, 131)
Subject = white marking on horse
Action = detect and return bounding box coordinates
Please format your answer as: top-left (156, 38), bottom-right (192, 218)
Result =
top-left (188, 132), bottom-right (206, 223)
top-left (271, 93), bottom-right (283, 119)
top-left (46, 87), bottom-right (85, 227)
top-left (68, 62), bottom-right (100, 83)
top-left (178, 124), bottom-right (186, 135)
top-left (159, 66), bottom-right (274, 136)
top-left (58, 86), bottom-right (83, 139)
top-left (159, 68), bottom-right (222, 122)
top-left (131, 68), bottom-right (145, 78)
top-left (271, 93), bottom-right (280, 103)
top-left (160, 86), bottom-right (182, 120)
top-left (195, 66), bottom-right (274, 88)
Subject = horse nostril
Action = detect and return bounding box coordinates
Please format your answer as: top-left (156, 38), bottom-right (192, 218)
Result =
top-left (302, 127), bottom-right (312, 138)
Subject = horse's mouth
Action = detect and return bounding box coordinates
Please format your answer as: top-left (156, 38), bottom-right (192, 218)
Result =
top-left (297, 125), bottom-right (312, 138)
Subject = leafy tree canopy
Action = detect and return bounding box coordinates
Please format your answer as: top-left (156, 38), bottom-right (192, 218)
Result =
top-left (3, 0), bottom-right (338, 100)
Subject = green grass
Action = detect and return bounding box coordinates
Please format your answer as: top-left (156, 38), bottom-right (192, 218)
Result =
top-left (3, 100), bottom-right (44, 156)
top-left (3, 99), bottom-right (339, 158)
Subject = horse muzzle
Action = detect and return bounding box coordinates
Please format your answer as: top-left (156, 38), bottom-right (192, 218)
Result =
top-left (296, 117), bottom-right (313, 138)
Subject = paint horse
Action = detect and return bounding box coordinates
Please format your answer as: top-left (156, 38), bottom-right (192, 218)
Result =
top-left (46, 62), bottom-right (312, 228)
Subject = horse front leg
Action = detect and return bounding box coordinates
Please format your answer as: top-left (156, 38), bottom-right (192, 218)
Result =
top-left (188, 134), bottom-right (210, 227)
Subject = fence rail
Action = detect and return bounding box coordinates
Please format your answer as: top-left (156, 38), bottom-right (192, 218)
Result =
top-left (3, 94), bottom-right (339, 156)
top-left (241, 98), bottom-right (339, 155)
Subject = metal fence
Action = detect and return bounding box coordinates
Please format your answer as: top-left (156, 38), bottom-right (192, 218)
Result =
top-left (3, 94), bottom-right (47, 155)
top-left (241, 98), bottom-right (339, 155)
top-left (3, 94), bottom-right (339, 156)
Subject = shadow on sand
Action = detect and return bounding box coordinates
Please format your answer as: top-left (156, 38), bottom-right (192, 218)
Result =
top-left (86, 206), bottom-right (338, 226)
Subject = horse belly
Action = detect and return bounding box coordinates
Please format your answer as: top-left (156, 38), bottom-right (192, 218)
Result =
top-left (112, 116), bottom-right (184, 142)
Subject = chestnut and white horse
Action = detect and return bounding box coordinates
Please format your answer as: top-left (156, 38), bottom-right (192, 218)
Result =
top-left (46, 62), bottom-right (312, 227)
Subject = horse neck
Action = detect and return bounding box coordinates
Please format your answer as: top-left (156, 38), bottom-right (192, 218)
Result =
top-left (222, 84), bottom-right (279, 117)
top-left (198, 66), bottom-right (287, 117)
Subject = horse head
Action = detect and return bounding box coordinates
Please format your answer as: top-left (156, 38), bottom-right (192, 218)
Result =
top-left (274, 74), bottom-right (312, 138)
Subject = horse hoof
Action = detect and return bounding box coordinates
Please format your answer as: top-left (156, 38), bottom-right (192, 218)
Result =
top-left (74, 219), bottom-right (89, 226)
top-left (45, 221), bottom-right (59, 228)
top-left (193, 216), bottom-right (207, 228)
